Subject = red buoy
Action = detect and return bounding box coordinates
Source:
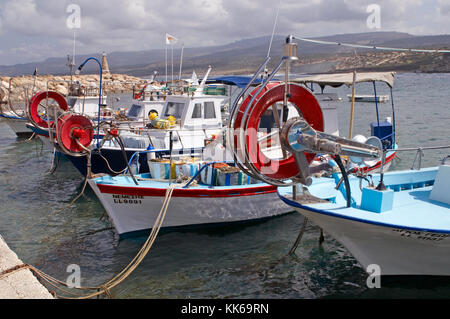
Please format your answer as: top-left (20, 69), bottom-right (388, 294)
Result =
top-left (28, 91), bottom-right (68, 129)
top-left (57, 114), bottom-right (94, 155)
top-left (233, 83), bottom-right (324, 180)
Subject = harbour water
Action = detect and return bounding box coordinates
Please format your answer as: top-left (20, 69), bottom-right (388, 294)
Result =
top-left (0, 72), bottom-right (449, 299)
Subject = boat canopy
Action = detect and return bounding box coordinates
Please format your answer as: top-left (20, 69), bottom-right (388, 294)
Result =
top-left (291, 72), bottom-right (396, 89)
top-left (206, 76), bottom-right (266, 88)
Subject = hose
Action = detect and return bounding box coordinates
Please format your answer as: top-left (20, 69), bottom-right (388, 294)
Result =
top-left (334, 155), bottom-right (351, 208)
top-left (113, 136), bottom-right (138, 185)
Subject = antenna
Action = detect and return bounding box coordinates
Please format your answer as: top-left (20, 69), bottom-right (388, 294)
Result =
top-left (67, 54), bottom-right (75, 82)
top-left (179, 43), bottom-right (185, 81)
top-left (267, 0), bottom-right (283, 58)
top-left (199, 65), bottom-right (212, 89)
top-left (73, 29), bottom-right (76, 65)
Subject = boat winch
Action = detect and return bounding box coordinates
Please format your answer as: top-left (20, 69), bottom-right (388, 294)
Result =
top-left (279, 117), bottom-right (382, 185)
top-left (228, 35), bottom-right (382, 186)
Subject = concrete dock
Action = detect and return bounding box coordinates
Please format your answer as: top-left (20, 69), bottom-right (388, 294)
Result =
top-left (0, 235), bottom-right (53, 299)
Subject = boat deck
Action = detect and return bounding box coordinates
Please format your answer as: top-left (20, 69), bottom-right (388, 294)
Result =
top-left (278, 167), bottom-right (450, 233)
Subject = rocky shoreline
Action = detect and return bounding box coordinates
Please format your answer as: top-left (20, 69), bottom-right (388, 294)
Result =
top-left (0, 73), bottom-right (147, 104)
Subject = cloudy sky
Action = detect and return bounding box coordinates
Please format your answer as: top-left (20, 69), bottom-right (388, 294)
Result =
top-left (0, 0), bottom-right (449, 65)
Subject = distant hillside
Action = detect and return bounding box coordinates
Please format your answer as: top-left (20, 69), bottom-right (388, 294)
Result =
top-left (2, 31), bottom-right (450, 77)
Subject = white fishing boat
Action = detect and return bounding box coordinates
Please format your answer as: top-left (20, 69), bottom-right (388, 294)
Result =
top-left (87, 162), bottom-right (291, 237)
top-left (43, 110), bottom-right (294, 237)
top-left (0, 110), bottom-right (31, 137)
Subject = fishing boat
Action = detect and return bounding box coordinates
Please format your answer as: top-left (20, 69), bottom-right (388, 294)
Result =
top-left (87, 160), bottom-right (291, 237)
top-left (0, 110), bottom-right (31, 137)
top-left (26, 72), bottom-right (280, 176)
top-left (278, 158), bottom-right (450, 276)
top-left (230, 37), bottom-right (450, 276)
top-left (41, 111), bottom-right (293, 237)
top-left (64, 70), bottom-right (235, 176)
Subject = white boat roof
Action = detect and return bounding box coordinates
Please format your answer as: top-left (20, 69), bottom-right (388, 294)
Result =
top-left (292, 72), bottom-right (395, 88)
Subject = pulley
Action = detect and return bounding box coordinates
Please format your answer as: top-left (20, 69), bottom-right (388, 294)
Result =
top-left (280, 117), bottom-right (382, 185)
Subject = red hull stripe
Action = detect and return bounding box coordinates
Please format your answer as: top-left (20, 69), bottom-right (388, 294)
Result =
top-left (366, 151), bottom-right (396, 172)
top-left (97, 183), bottom-right (277, 198)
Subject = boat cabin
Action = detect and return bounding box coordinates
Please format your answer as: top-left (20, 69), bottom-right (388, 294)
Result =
top-left (126, 100), bottom-right (166, 122)
top-left (161, 94), bottom-right (224, 130)
top-left (67, 82), bottom-right (109, 118)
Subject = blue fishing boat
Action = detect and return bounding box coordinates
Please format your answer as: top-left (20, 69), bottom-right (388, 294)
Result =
top-left (278, 160), bottom-right (450, 275)
top-left (228, 35), bottom-right (450, 276)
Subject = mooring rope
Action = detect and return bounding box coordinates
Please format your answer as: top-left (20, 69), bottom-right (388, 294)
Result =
top-left (267, 0), bottom-right (283, 58)
top-left (0, 134), bottom-right (181, 298)
top-left (288, 217), bottom-right (308, 256)
top-left (0, 180), bottom-right (180, 299)
top-left (293, 36), bottom-right (450, 53)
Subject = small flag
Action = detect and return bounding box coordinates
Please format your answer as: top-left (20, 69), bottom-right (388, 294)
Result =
top-left (166, 33), bottom-right (178, 45)
top-left (190, 70), bottom-right (198, 85)
top-left (33, 68), bottom-right (38, 76)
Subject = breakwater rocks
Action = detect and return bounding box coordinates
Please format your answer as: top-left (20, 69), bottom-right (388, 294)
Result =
top-left (0, 74), bottom-right (147, 103)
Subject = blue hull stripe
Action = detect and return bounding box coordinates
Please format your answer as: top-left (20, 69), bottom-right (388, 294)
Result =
top-left (277, 189), bottom-right (450, 234)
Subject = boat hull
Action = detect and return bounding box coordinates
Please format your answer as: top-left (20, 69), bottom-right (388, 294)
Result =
top-left (0, 114), bottom-right (33, 137)
top-left (294, 206), bottom-right (450, 276)
top-left (89, 180), bottom-right (293, 237)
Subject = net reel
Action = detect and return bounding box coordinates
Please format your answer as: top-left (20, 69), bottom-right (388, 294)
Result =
top-left (228, 36), bottom-right (324, 186)
top-left (28, 91), bottom-right (69, 129)
top-left (228, 36), bottom-right (382, 186)
top-left (28, 91), bottom-right (94, 157)
top-left (56, 113), bottom-right (94, 157)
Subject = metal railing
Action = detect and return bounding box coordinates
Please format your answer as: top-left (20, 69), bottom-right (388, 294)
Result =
top-left (386, 145), bottom-right (450, 170)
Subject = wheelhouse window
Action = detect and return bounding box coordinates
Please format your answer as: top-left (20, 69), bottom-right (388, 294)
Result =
top-left (67, 97), bottom-right (77, 108)
top-left (204, 102), bottom-right (216, 119)
top-left (192, 103), bottom-right (202, 119)
top-left (258, 103), bottom-right (289, 131)
top-left (127, 104), bottom-right (143, 119)
top-left (164, 102), bottom-right (185, 118)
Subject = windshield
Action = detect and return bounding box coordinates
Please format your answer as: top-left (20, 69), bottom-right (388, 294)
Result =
top-left (164, 102), bottom-right (185, 118)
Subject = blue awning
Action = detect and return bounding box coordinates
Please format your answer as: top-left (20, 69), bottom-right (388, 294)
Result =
top-left (206, 76), bottom-right (267, 88)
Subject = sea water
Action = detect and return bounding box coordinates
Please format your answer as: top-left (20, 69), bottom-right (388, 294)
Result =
top-left (0, 72), bottom-right (449, 299)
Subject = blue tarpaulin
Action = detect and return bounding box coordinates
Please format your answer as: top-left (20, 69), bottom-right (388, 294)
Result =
top-left (205, 76), bottom-right (268, 88)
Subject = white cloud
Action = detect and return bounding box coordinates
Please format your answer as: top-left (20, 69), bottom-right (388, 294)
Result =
top-left (0, 0), bottom-right (448, 65)
top-left (439, 0), bottom-right (450, 15)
